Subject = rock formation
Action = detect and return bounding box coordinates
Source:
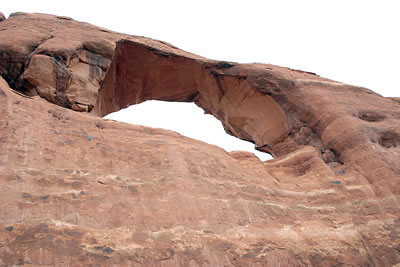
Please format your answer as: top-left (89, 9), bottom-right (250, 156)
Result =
top-left (0, 12), bottom-right (399, 266)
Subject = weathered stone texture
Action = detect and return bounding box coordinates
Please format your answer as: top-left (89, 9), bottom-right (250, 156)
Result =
top-left (0, 13), bottom-right (399, 266)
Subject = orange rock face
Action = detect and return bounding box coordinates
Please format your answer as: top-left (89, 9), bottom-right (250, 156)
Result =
top-left (1, 13), bottom-right (400, 266)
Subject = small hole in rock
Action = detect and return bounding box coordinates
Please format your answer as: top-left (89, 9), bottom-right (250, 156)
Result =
top-left (104, 101), bottom-right (273, 161)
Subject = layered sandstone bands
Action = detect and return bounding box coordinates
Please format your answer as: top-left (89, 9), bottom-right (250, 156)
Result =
top-left (0, 13), bottom-right (399, 266)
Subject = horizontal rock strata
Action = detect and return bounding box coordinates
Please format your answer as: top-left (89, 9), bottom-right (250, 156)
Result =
top-left (0, 12), bottom-right (399, 266)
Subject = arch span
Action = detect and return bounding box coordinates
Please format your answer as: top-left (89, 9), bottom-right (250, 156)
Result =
top-left (94, 39), bottom-right (289, 157)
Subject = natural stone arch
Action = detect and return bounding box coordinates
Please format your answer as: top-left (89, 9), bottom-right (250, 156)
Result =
top-left (94, 40), bottom-right (289, 158)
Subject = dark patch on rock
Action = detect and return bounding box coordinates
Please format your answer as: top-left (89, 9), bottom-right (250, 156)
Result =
top-left (56, 16), bottom-right (72, 21)
top-left (216, 61), bottom-right (235, 69)
top-left (5, 226), bottom-right (14, 231)
top-left (103, 247), bottom-right (114, 253)
top-left (128, 185), bottom-right (139, 194)
top-left (146, 47), bottom-right (170, 58)
top-left (71, 181), bottom-right (83, 188)
top-left (95, 121), bottom-right (106, 129)
top-left (64, 229), bottom-right (84, 237)
top-left (185, 91), bottom-right (200, 102)
top-left (290, 68), bottom-right (318, 76)
top-left (83, 41), bottom-right (114, 59)
top-left (168, 247), bottom-right (175, 256)
top-left (250, 75), bottom-right (284, 96)
top-left (22, 192), bottom-right (32, 198)
top-left (52, 57), bottom-right (72, 108)
top-left (9, 12), bottom-right (27, 17)
top-left (243, 251), bottom-right (256, 258)
top-left (379, 130), bottom-right (400, 148)
top-left (322, 149), bottom-right (337, 164)
top-left (99, 28), bottom-right (112, 33)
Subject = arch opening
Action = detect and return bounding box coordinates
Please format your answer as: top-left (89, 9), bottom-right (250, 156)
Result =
top-left (104, 100), bottom-right (274, 161)
top-left (94, 39), bottom-right (290, 158)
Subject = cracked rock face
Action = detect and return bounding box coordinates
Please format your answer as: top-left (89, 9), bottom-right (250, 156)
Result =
top-left (0, 13), bottom-right (120, 111)
top-left (1, 13), bottom-right (400, 266)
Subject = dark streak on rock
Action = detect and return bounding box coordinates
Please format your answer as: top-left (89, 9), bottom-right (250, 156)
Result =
top-left (216, 61), bottom-right (235, 69)
top-left (146, 47), bottom-right (170, 58)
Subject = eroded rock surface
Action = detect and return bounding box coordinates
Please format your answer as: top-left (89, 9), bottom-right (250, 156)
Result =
top-left (0, 13), bottom-right (400, 266)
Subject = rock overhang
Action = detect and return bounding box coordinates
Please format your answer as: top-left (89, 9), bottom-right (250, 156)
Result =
top-left (0, 12), bottom-right (399, 266)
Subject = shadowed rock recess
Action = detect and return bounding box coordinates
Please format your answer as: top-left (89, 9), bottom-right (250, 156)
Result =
top-left (0, 13), bottom-right (400, 267)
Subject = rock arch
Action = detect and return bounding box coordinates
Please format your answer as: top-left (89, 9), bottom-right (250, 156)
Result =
top-left (94, 40), bottom-right (289, 158)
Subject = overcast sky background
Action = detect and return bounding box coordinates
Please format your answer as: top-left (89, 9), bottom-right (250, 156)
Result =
top-left (3, 1), bottom-right (399, 160)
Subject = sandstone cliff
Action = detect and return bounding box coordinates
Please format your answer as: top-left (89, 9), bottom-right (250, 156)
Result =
top-left (0, 12), bottom-right (399, 266)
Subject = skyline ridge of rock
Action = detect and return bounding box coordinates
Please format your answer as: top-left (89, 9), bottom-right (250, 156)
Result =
top-left (0, 12), bottom-right (399, 266)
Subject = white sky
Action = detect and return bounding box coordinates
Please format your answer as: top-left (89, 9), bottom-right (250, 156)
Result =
top-left (3, 1), bottom-right (399, 161)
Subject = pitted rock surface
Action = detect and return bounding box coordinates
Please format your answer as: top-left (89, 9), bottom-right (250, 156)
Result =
top-left (0, 13), bottom-right (400, 266)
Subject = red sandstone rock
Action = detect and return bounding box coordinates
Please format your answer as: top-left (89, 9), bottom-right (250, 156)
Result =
top-left (0, 13), bottom-right (400, 266)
